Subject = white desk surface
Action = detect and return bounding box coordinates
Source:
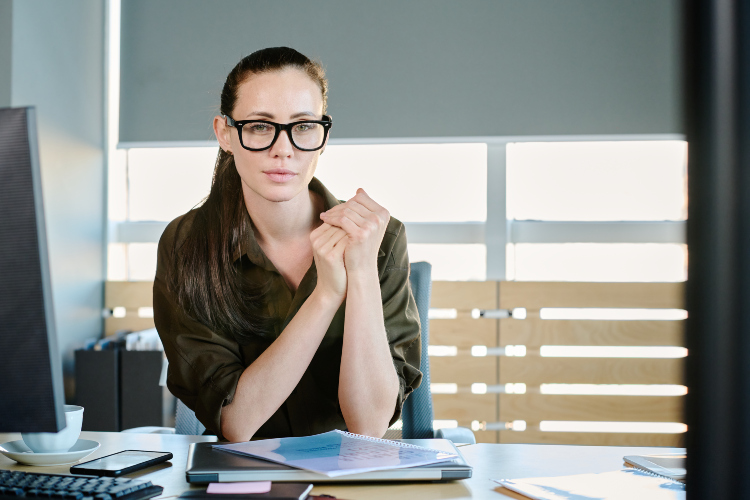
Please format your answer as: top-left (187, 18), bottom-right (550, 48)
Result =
top-left (0, 431), bottom-right (683, 499)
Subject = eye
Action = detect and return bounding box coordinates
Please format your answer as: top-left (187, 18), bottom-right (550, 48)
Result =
top-left (248, 123), bottom-right (273, 133)
top-left (293, 122), bottom-right (318, 133)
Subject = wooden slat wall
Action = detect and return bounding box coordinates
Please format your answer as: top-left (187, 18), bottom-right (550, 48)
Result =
top-left (500, 357), bottom-right (684, 385)
top-left (498, 282), bottom-right (685, 309)
top-left (430, 281), bottom-right (499, 443)
top-left (498, 281), bottom-right (686, 446)
top-left (104, 281), bottom-right (154, 335)
top-left (500, 319), bottom-right (684, 346)
top-left (105, 280), bottom-right (685, 446)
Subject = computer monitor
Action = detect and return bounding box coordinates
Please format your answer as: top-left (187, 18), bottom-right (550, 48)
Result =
top-left (0, 106), bottom-right (66, 432)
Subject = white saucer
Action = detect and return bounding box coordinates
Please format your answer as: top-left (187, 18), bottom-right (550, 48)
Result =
top-left (0, 439), bottom-right (100, 466)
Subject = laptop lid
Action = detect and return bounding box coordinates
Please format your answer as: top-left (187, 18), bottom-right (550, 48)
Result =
top-left (186, 439), bottom-right (472, 483)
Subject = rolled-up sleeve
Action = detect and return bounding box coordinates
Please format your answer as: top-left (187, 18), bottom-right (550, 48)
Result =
top-left (380, 223), bottom-right (423, 426)
top-left (152, 217), bottom-right (244, 438)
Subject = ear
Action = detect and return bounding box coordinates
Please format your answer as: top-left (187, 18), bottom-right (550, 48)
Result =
top-left (213, 115), bottom-right (233, 154)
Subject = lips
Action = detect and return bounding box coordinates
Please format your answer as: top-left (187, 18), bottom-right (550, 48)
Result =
top-left (263, 169), bottom-right (296, 183)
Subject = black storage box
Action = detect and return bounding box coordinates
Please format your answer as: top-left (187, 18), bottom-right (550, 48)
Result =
top-left (75, 349), bottom-right (163, 431)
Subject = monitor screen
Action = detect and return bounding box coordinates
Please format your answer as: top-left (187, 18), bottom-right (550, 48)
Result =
top-left (0, 106), bottom-right (66, 432)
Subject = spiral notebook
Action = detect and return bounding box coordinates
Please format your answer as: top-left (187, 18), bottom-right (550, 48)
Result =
top-left (213, 430), bottom-right (459, 477)
top-left (493, 469), bottom-right (685, 500)
top-left (623, 453), bottom-right (686, 481)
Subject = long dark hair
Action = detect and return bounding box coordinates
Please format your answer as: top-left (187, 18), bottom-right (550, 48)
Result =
top-left (169, 47), bottom-right (328, 343)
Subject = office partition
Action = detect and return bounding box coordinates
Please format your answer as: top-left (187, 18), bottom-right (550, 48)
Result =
top-left (685, 0), bottom-right (750, 497)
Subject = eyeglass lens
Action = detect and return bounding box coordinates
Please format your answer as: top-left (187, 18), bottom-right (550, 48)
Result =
top-left (241, 122), bottom-right (325, 150)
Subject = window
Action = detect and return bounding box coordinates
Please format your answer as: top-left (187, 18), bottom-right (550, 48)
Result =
top-left (505, 140), bottom-right (687, 282)
top-left (316, 143), bottom-right (487, 223)
top-left (508, 243), bottom-right (687, 282)
top-left (109, 143), bottom-right (488, 281)
top-left (108, 139), bottom-right (686, 282)
top-left (507, 141), bottom-right (687, 221)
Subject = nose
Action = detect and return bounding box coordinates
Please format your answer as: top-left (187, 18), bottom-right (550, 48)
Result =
top-left (270, 128), bottom-right (294, 158)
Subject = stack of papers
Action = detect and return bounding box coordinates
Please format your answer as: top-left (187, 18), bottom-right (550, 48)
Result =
top-left (214, 430), bottom-right (458, 477)
top-left (494, 469), bottom-right (685, 500)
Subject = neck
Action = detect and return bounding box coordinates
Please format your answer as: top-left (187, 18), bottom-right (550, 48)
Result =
top-left (242, 184), bottom-right (321, 243)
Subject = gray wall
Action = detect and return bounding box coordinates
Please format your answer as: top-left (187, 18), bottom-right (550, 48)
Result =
top-left (120, 0), bottom-right (682, 143)
top-left (10, 0), bottom-right (106, 400)
top-left (0, 0), bottom-right (12, 107)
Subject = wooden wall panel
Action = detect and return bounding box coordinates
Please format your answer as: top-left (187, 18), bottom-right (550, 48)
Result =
top-left (432, 393), bottom-right (497, 424)
top-left (430, 319), bottom-right (497, 347)
top-left (500, 319), bottom-right (685, 347)
top-left (105, 281), bottom-right (153, 308)
top-left (500, 356), bottom-right (684, 385)
top-left (499, 394), bottom-right (684, 423)
top-left (104, 279), bottom-right (687, 447)
top-left (473, 431), bottom-right (499, 444)
top-left (431, 281), bottom-right (498, 310)
top-left (104, 281), bottom-right (156, 335)
top-left (499, 430), bottom-right (685, 447)
top-left (499, 282), bottom-right (685, 309)
top-left (105, 317), bottom-right (155, 336)
top-left (431, 356), bottom-right (497, 384)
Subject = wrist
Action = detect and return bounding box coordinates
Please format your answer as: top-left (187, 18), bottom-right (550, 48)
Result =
top-left (346, 268), bottom-right (380, 288)
top-left (309, 286), bottom-right (345, 311)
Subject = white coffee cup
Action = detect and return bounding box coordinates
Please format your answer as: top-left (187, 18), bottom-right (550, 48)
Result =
top-left (21, 405), bottom-right (84, 453)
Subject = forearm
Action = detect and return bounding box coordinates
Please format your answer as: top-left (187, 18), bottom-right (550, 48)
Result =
top-left (221, 289), bottom-right (341, 441)
top-left (339, 270), bottom-right (400, 437)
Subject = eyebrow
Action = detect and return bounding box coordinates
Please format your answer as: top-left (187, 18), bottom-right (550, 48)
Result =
top-left (244, 111), bottom-right (318, 120)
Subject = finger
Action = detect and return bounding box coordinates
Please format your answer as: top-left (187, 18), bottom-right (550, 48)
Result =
top-left (323, 206), bottom-right (367, 229)
top-left (353, 190), bottom-right (391, 223)
top-left (330, 237), bottom-right (348, 263)
top-left (322, 214), bottom-right (364, 241)
top-left (310, 222), bottom-right (334, 243)
top-left (322, 201), bottom-right (371, 225)
top-left (326, 199), bottom-right (388, 230)
top-left (311, 221), bottom-right (332, 238)
top-left (318, 227), bottom-right (348, 255)
top-left (311, 223), bottom-right (338, 248)
top-left (352, 188), bottom-right (382, 212)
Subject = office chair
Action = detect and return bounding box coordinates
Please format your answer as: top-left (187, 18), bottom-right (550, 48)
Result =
top-left (403, 262), bottom-right (476, 444)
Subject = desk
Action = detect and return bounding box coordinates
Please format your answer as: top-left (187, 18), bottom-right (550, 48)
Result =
top-left (0, 432), bottom-right (683, 500)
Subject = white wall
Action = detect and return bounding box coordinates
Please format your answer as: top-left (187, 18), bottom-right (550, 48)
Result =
top-left (10, 0), bottom-right (106, 399)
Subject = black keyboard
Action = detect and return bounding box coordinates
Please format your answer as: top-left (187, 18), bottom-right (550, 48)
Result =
top-left (0, 471), bottom-right (163, 500)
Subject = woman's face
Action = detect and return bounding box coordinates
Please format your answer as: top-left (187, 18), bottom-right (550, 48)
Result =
top-left (219, 68), bottom-right (326, 204)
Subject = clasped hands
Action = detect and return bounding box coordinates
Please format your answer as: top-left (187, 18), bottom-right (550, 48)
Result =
top-left (310, 188), bottom-right (389, 301)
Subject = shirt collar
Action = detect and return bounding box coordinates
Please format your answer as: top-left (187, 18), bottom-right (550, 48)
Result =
top-left (233, 177), bottom-right (346, 265)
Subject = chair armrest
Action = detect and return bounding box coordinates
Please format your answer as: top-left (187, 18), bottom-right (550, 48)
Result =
top-left (120, 426), bottom-right (176, 434)
top-left (436, 427), bottom-right (476, 444)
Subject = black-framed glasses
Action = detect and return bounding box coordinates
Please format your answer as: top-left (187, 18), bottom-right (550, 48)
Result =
top-left (225, 115), bottom-right (333, 152)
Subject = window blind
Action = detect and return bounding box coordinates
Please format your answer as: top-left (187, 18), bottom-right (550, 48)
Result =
top-left (119, 0), bottom-right (681, 144)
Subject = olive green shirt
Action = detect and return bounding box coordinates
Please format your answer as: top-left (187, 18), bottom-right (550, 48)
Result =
top-left (153, 177), bottom-right (422, 440)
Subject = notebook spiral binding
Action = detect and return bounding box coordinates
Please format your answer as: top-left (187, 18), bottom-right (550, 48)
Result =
top-left (333, 429), bottom-right (454, 455)
top-left (627, 467), bottom-right (685, 486)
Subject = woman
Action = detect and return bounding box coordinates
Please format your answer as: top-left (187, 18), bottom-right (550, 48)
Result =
top-left (153, 47), bottom-right (422, 442)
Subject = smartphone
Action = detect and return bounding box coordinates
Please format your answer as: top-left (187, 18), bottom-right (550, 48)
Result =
top-left (70, 450), bottom-right (173, 477)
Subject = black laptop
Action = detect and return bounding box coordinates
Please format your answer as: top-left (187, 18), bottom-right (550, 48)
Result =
top-left (185, 439), bottom-right (472, 483)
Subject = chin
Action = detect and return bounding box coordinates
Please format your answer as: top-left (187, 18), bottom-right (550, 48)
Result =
top-left (256, 182), bottom-right (306, 203)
